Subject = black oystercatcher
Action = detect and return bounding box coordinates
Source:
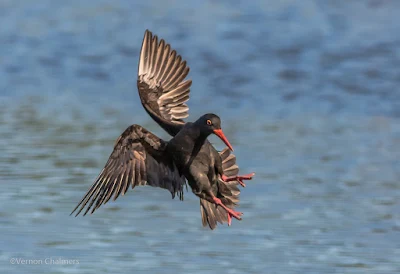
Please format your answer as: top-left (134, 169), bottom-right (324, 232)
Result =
top-left (71, 30), bottom-right (255, 229)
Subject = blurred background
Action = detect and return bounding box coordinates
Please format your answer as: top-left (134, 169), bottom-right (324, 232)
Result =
top-left (1, 0), bottom-right (399, 273)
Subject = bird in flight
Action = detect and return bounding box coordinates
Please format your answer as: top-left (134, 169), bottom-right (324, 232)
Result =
top-left (71, 30), bottom-right (255, 229)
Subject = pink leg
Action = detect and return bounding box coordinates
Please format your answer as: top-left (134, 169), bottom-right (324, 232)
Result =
top-left (221, 172), bottom-right (255, 187)
top-left (227, 212), bottom-right (232, 226)
top-left (213, 197), bottom-right (242, 220)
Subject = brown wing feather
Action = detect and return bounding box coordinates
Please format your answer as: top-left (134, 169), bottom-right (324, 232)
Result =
top-left (137, 30), bottom-right (192, 131)
top-left (71, 124), bottom-right (186, 216)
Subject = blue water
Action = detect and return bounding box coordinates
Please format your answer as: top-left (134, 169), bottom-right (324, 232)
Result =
top-left (1, 1), bottom-right (400, 273)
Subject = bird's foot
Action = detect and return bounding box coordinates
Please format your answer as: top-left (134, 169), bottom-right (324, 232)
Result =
top-left (227, 212), bottom-right (240, 226)
top-left (213, 197), bottom-right (242, 221)
top-left (221, 172), bottom-right (255, 188)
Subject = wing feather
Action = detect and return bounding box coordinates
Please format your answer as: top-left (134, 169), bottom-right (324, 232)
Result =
top-left (137, 30), bottom-right (192, 136)
top-left (71, 124), bottom-right (186, 216)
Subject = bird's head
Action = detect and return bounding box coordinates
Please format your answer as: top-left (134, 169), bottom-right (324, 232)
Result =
top-left (194, 113), bottom-right (233, 151)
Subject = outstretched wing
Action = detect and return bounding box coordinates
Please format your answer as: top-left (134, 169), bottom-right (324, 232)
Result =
top-left (71, 124), bottom-right (186, 216)
top-left (137, 29), bottom-right (192, 136)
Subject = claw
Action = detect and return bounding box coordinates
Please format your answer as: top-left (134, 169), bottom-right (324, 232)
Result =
top-left (213, 197), bottom-right (242, 220)
top-left (221, 172), bottom-right (255, 188)
top-left (237, 180), bottom-right (246, 188)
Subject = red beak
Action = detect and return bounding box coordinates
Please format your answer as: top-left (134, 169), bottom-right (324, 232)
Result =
top-left (213, 129), bottom-right (234, 151)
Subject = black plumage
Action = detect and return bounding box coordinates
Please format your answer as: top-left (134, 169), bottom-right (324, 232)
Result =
top-left (71, 125), bottom-right (186, 217)
top-left (71, 30), bottom-right (254, 229)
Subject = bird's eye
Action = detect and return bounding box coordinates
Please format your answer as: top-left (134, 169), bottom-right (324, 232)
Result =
top-left (206, 119), bottom-right (212, 126)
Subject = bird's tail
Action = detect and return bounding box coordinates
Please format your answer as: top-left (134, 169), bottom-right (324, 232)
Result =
top-left (200, 148), bottom-right (241, 229)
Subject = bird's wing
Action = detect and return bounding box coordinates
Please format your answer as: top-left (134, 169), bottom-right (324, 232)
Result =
top-left (71, 124), bottom-right (186, 216)
top-left (137, 29), bottom-right (192, 136)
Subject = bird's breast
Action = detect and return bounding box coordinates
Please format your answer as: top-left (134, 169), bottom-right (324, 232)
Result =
top-left (168, 139), bottom-right (211, 169)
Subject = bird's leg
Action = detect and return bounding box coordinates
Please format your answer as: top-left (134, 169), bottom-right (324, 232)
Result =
top-left (221, 172), bottom-right (255, 188)
top-left (212, 196), bottom-right (242, 221)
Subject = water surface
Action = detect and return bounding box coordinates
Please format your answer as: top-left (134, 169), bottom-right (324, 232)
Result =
top-left (1, 1), bottom-right (399, 273)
